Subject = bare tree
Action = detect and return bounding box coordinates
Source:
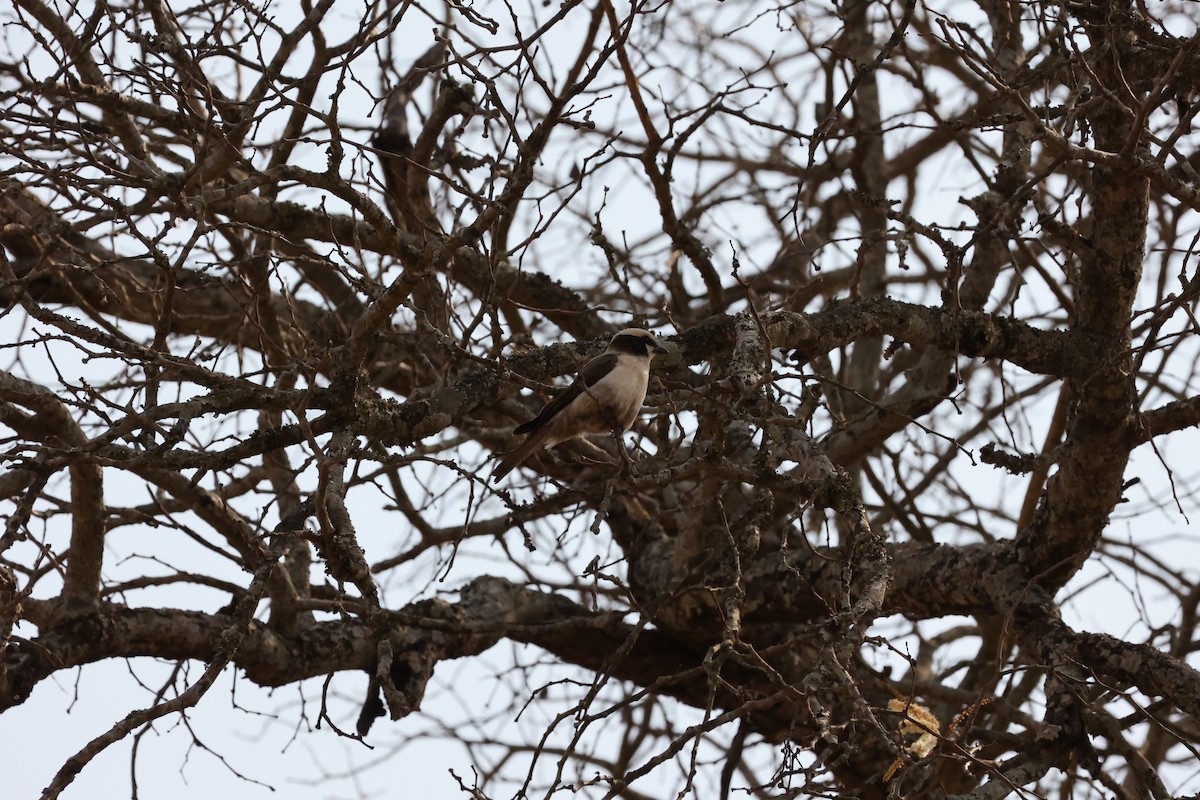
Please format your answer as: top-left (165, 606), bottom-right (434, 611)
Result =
top-left (3, 0), bottom-right (1200, 798)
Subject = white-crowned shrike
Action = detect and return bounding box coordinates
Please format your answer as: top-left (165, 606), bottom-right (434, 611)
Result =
top-left (491, 328), bottom-right (669, 482)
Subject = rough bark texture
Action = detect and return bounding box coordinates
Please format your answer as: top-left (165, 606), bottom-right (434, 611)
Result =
top-left (2, 1), bottom-right (1200, 799)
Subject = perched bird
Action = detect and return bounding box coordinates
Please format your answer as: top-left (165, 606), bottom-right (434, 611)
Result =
top-left (491, 329), bottom-right (669, 482)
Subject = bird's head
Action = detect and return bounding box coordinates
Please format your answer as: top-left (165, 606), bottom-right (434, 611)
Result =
top-left (608, 328), bottom-right (670, 358)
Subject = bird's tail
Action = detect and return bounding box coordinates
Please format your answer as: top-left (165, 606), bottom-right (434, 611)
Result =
top-left (491, 430), bottom-right (550, 482)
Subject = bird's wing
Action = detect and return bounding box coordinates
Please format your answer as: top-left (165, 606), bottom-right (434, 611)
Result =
top-left (513, 353), bottom-right (619, 435)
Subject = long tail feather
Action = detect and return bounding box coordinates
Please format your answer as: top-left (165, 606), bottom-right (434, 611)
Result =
top-left (491, 428), bottom-right (551, 482)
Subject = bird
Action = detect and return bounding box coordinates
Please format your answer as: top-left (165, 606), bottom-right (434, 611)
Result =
top-left (491, 328), bottom-right (670, 482)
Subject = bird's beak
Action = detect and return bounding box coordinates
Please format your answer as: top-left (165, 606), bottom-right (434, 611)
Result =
top-left (652, 340), bottom-right (670, 356)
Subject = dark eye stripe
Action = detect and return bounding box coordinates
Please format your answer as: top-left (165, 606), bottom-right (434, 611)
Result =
top-left (611, 333), bottom-right (654, 353)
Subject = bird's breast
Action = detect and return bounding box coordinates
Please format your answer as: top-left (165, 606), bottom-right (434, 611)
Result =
top-left (543, 358), bottom-right (650, 445)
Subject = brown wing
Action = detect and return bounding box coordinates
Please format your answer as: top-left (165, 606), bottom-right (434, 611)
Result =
top-left (512, 353), bottom-right (618, 435)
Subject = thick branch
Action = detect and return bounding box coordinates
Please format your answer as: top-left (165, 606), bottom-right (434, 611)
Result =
top-left (0, 371), bottom-right (103, 609)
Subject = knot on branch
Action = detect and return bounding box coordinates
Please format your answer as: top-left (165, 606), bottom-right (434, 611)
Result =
top-left (980, 441), bottom-right (1048, 475)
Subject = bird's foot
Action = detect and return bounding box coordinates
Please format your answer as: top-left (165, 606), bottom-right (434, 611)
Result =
top-left (613, 431), bottom-right (637, 474)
